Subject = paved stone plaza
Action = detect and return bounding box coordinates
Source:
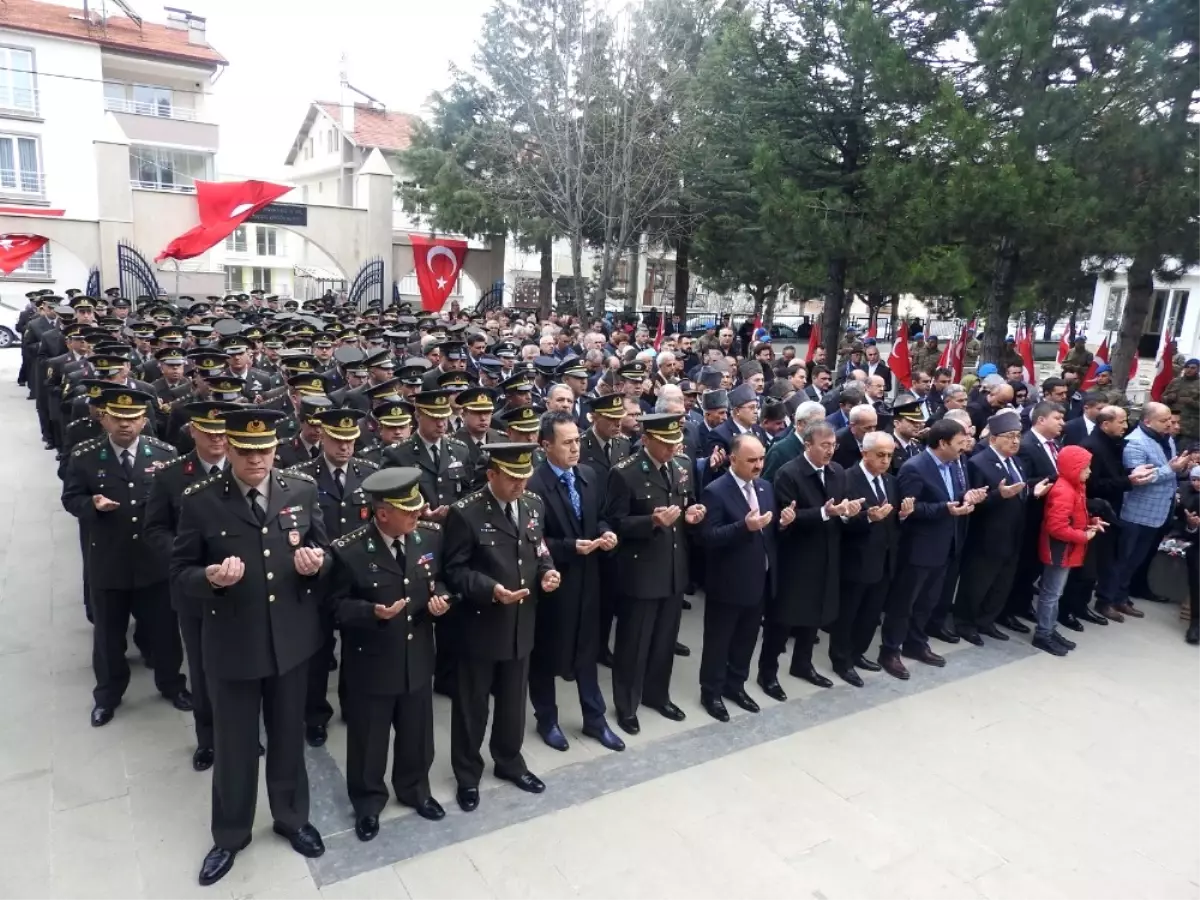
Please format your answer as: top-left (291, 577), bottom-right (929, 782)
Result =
top-left (0, 352), bottom-right (1196, 899)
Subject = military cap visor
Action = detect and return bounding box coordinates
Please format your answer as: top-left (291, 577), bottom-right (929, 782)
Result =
top-left (640, 413), bottom-right (685, 445)
top-left (413, 389), bottom-right (456, 418)
top-left (100, 388), bottom-right (152, 419)
top-left (362, 467), bottom-right (425, 512)
top-left (220, 408), bottom-right (286, 450)
top-left (313, 408), bottom-right (365, 441)
top-left (373, 399), bottom-right (414, 427)
top-left (587, 393), bottom-right (626, 419)
top-left (457, 387), bottom-right (496, 412)
top-left (485, 442), bottom-right (537, 478)
top-left (287, 373), bottom-right (328, 395)
top-left (183, 400), bottom-right (242, 434)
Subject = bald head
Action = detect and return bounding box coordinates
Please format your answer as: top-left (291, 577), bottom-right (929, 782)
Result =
top-left (1141, 401), bottom-right (1172, 434)
top-left (989, 383), bottom-right (1014, 407)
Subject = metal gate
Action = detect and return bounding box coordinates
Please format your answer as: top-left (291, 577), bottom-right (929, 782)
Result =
top-left (85, 266), bottom-right (100, 299)
top-left (347, 257), bottom-right (383, 310)
top-left (116, 240), bottom-right (162, 309)
top-left (476, 282), bottom-right (507, 314)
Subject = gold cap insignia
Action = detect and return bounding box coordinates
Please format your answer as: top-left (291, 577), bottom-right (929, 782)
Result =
top-left (518, 452), bottom-right (531, 465)
top-left (339, 417), bottom-right (354, 429)
top-left (117, 395), bottom-right (132, 406)
top-left (246, 420), bottom-right (267, 434)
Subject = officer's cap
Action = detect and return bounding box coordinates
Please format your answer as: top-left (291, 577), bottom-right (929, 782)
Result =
top-left (587, 393), bottom-right (625, 420)
top-left (99, 387), bottom-right (152, 419)
top-left (361, 467), bottom-right (425, 512)
top-left (496, 404), bottom-right (543, 433)
top-left (220, 408), bottom-right (286, 450)
top-left (313, 408), bottom-right (364, 441)
top-left (457, 387), bottom-right (495, 413)
top-left (287, 373), bottom-right (328, 396)
top-left (373, 399), bottom-right (414, 428)
top-left (639, 413), bottom-right (684, 445)
top-left (484, 442), bottom-right (537, 478)
top-left (183, 400), bottom-right (242, 434)
top-left (413, 389), bottom-right (456, 418)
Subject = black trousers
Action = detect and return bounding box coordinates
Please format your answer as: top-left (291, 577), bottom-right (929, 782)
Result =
top-left (528, 659), bottom-right (607, 729)
top-left (1060, 568), bottom-right (1095, 619)
top-left (759, 621), bottom-right (817, 680)
top-left (880, 563), bottom-right (946, 653)
top-left (210, 663), bottom-right (309, 850)
top-left (830, 580), bottom-right (887, 668)
top-left (598, 559), bottom-right (620, 654)
top-left (304, 611), bottom-right (342, 728)
top-left (433, 612), bottom-right (460, 695)
top-left (345, 685), bottom-right (434, 817)
top-left (35, 372), bottom-right (53, 443)
top-left (91, 583), bottom-right (184, 707)
top-left (450, 654), bottom-right (530, 788)
top-left (178, 610), bottom-right (213, 749)
top-left (955, 549), bottom-right (1019, 630)
top-left (1187, 543), bottom-right (1199, 621)
top-left (612, 594), bottom-right (682, 717)
top-left (929, 551), bottom-right (963, 629)
top-left (699, 596), bottom-right (763, 697)
top-left (78, 522), bottom-right (93, 623)
top-left (1005, 535), bottom-right (1042, 617)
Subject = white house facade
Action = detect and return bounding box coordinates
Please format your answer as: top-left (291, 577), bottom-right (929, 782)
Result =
top-left (1087, 265), bottom-right (1199, 359)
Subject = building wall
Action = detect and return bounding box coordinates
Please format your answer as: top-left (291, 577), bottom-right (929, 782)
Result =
top-left (1088, 268), bottom-right (1200, 357)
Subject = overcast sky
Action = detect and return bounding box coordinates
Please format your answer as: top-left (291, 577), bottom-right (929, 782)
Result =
top-left (195, 0), bottom-right (492, 176)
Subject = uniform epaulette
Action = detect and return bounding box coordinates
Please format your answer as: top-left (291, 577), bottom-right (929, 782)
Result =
top-left (613, 453), bottom-right (639, 469)
top-left (352, 457), bottom-right (380, 470)
top-left (157, 454), bottom-right (187, 470)
top-left (279, 469), bottom-right (316, 484)
top-left (183, 473), bottom-right (220, 496)
top-left (454, 488), bottom-right (485, 509)
top-left (417, 520), bottom-right (441, 532)
top-left (72, 437), bottom-right (105, 457)
top-left (522, 490), bottom-right (542, 502)
top-left (67, 416), bottom-right (88, 429)
top-left (446, 437), bottom-right (467, 448)
top-left (284, 458), bottom-right (318, 472)
top-left (143, 435), bottom-right (176, 452)
top-left (333, 524), bottom-right (371, 549)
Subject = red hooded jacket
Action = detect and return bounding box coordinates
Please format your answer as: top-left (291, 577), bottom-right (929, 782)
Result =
top-left (1039, 445), bottom-right (1092, 568)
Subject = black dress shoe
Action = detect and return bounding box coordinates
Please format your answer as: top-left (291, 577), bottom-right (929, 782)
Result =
top-left (90, 705), bottom-right (115, 727)
top-left (581, 721), bottom-right (626, 751)
top-left (649, 700), bottom-right (686, 721)
top-left (258, 741), bottom-right (266, 757)
top-left (616, 713), bottom-right (640, 735)
top-left (789, 665), bottom-right (834, 688)
top-left (412, 797), bottom-right (446, 820)
top-left (673, 641), bottom-right (691, 657)
top-left (928, 626), bottom-right (961, 644)
top-left (1016, 607), bottom-right (1037, 622)
top-left (879, 652), bottom-right (910, 680)
top-left (958, 628), bottom-right (984, 647)
top-left (599, 648), bottom-right (615, 669)
top-left (1032, 635), bottom-right (1067, 656)
top-left (722, 688), bottom-right (760, 713)
top-left (901, 645), bottom-right (945, 667)
top-left (164, 689), bottom-right (193, 712)
top-left (1080, 608), bottom-right (1108, 626)
top-left (998, 614), bottom-right (1031, 634)
top-left (433, 682), bottom-right (455, 698)
top-left (854, 655), bottom-right (881, 672)
top-left (456, 785), bottom-right (480, 812)
top-left (682, 597), bottom-right (693, 610)
top-left (537, 723), bottom-right (569, 752)
top-left (305, 724), bottom-right (327, 748)
top-left (192, 747), bottom-right (214, 771)
top-left (355, 815), bottom-right (379, 842)
top-left (1058, 613), bottom-right (1084, 632)
top-left (1187, 622), bottom-right (1199, 645)
top-left (980, 624), bottom-right (1010, 641)
top-left (702, 694), bottom-right (730, 722)
top-left (756, 676), bottom-right (787, 702)
top-left (499, 770), bottom-right (545, 794)
top-left (834, 666), bottom-right (864, 687)
top-left (198, 846), bottom-right (238, 886)
top-left (272, 822), bottom-right (325, 858)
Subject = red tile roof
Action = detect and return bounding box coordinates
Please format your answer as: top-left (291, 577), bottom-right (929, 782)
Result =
top-left (316, 102), bottom-right (418, 152)
top-left (0, 0), bottom-right (226, 67)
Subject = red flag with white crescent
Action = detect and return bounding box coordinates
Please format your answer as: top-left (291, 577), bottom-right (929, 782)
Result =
top-left (948, 326), bottom-right (967, 382)
top-left (1150, 331), bottom-right (1175, 401)
top-left (0, 234), bottom-right (48, 274)
top-left (410, 235), bottom-right (468, 312)
top-left (805, 313), bottom-right (822, 364)
top-left (1056, 332), bottom-right (1070, 364)
top-left (652, 313), bottom-right (665, 351)
top-left (1018, 331), bottom-right (1036, 385)
top-left (1080, 337), bottom-right (1108, 389)
top-left (890, 320), bottom-right (912, 389)
top-left (156, 180), bottom-right (291, 262)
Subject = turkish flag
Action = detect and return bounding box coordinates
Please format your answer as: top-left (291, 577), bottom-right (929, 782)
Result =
top-left (1018, 331), bottom-right (1036, 385)
top-left (805, 313), bottom-right (823, 364)
top-left (947, 326), bottom-right (968, 382)
top-left (1150, 331), bottom-right (1176, 401)
top-left (410, 235), bottom-right (468, 312)
top-left (1056, 332), bottom-right (1070, 364)
top-left (890, 320), bottom-right (912, 389)
top-left (0, 234), bottom-right (47, 274)
top-left (866, 320), bottom-right (877, 339)
top-left (1080, 337), bottom-right (1108, 389)
top-left (652, 314), bottom-right (665, 351)
top-left (937, 337), bottom-right (952, 370)
top-left (156, 180), bottom-right (291, 262)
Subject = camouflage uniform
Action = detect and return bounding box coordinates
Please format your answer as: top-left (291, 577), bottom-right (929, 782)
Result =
top-left (1162, 374), bottom-right (1199, 440)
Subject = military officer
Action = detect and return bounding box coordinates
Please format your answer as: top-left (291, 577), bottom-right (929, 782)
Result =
top-left (328, 468), bottom-right (452, 841)
top-left (144, 400), bottom-right (242, 770)
top-left (274, 391), bottom-right (331, 469)
top-left (60, 388), bottom-right (190, 726)
top-left (357, 399), bottom-right (415, 465)
top-left (602, 414), bottom-right (706, 735)
top-left (170, 408), bottom-right (331, 887)
top-left (380, 388), bottom-right (473, 520)
top-left (454, 386), bottom-right (505, 475)
top-left (284, 407), bottom-right (381, 746)
top-left (441, 443), bottom-right (561, 812)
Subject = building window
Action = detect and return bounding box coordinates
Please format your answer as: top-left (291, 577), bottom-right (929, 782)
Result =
top-left (11, 242), bottom-right (49, 276)
top-left (251, 268), bottom-right (272, 292)
top-left (130, 146), bottom-right (213, 192)
top-left (1102, 287), bottom-right (1125, 332)
top-left (224, 265), bottom-right (244, 291)
top-left (0, 133), bottom-right (41, 194)
top-left (225, 226), bottom-right (247, 253)
top-left (0, 47), bottom-right (36, 115)
top-left (132, 84), bottom-right (172, 117)
top-left (255, 227), bottom-right (280, 257)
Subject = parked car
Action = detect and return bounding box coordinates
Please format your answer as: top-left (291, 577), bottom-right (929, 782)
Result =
top-left (0, 298), bottom-right (21, 348)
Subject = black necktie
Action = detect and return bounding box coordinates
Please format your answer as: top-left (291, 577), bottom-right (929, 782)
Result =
top-left (873, 476), bottom-right (885, 505)
top-left (1006, 457), bottom-right (1020, 485)
top-left (431, 442), bottom-right (441, 470)
top-left (120, 449), bottom-right (134, 480)
top-left (392, 537), bottom-right (405, 567)
top-left (209, 464), bottom-right (221, 476)
top-left (602, 441), bottom-right (610, 461)
top-left (506, 502), bottom-right (518, 528)
top-left (246, 488), bottom-right (266, 526)
top-left (333, 468), bottom-right (345, 494)
top-left (660, 464), bottom-right (672, 489)
top-left (309, 443), bottom-right (319, 459)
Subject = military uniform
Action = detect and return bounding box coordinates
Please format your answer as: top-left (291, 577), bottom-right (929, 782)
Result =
top-left (1162, 374), bottom-right (1199, 440)
top-left (60, 421), bottom-right (186, 715)
top-left (442, 483), bottom-right (554, 790)
top-left (381, 435), bottom-right (473, 507)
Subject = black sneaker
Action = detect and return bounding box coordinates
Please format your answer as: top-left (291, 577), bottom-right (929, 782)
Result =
top-left (1032, 635), bottom-right (1067, 656)
top-left (1051, 631), bottom-right (1076, 651)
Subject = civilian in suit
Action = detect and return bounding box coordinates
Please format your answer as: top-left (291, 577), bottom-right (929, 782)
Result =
top-left (760, 422), bottom-right (862, 696)
top-left (832, 432), bottom-right (910, 686)
top-left (831, 405), bottom-right (878, 469)
top-left (924, 408), bottom-right (978, 641)
top-left (863, 342), bottom-right (892, 393)
top-left (804, 366), bottom-right (833, 405)
top-left (825, 385), bottom-right (864, 429)
top-left (1000, 402), bottom-right (1063, 632)
top-left (525, 413), bottom-right (625, 753)
top-left (698, 434), bottom-right (795, 721)
top-left (876, 419), bottom-right (985, 680)
top-left (1080, 406), bottom-right (1131, 623)
top-left (707, 384), bottom-right (770, 456)
top-left (954, 410), bottom-right (1047, 642)
top-left (1061, 392), bottom-right (1104, 446)
top-left (762, 400), bottom-right (827, 481)
top-left (1097, 402), bottom-right (1192, 618)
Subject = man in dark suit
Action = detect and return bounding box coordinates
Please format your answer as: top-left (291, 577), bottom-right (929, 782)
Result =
top-left (831, 404), bottom-right (878, 469)
top-left (876, 419), bottom-right (986, 680)
top-left (761, 422), bottom-right (862, 696)
top-left (824, 385), bottom-right (864, 429)
top-left (23, 295), bottom-right (59, 403)
top-left (441, 444), bottom-right (561, 812)
top-left (954, 411), bottom-right (1049, 643)
top-left (699, 434), bottom-right (794, 721)
top-left (707, 384), bottom-right (770, 456)
top-left (526, 412), bottom-right (625, 752)
top-left (832, 432), bottom-right (911, 686)
top-left (1061, 392), bottom-right (1104, 446)
top-left (763, 400), bottom-right (827, 481)
top-left (863, 341), bottom-right (892, 393)
top-left (170, 408), bottom-right (333, 886)
top-left (1001, 401), bottom-right (1062, 631)
top-left (804, 366), bottom-right (833, 405)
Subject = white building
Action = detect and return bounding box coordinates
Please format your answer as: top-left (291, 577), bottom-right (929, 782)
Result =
top-left (0, 0), bottom-right (225, 301)
top-left (1087, 264), bottom-right (1198, 358)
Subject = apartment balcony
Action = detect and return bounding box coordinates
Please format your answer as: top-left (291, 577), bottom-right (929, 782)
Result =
top-left (0, 86), bottom-right (39, 120)
top-left (130, 179), bottom-right (196, 194)
top-left (0, 169), bottom-right (46, 201)
top-left (104, 96), bottom-right (199, 121)
top-left (106, 97), bottom-right (219, 150)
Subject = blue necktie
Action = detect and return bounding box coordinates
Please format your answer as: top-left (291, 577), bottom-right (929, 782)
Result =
top-left (560, 470), bottom-right (582, 520)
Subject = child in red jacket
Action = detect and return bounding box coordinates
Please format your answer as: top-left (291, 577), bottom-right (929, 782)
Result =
top-left (1035, 445), bottom-right (1106, 655)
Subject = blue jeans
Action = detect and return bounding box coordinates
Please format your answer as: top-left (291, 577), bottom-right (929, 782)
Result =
top-left (1036, 564), bottom-right (1071, 640)
top-left (1097, 521), bottom-right (1163, 607)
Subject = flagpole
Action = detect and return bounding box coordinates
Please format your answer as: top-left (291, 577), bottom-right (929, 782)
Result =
top-left (174, 260), bottom-right (181, 301)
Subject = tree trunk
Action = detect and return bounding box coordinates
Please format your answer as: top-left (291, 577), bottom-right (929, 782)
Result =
top-left (763, 288), bottom-right (778, 328)
top-left (980, 236), bottom-right (1019, 366)
top-left (888, 293), bottom-right (899, 343)
top-left (822, 256), bottom-right (847, 361)
top-left (673, 227), bottom-right (691, 323)
top-left (1111, 252), bottom-right (1154, 392)
top-left (537, 234), bottom-right (553, 321)
top-left (626, 237), bottom-right (640, 314)
top-left (571, 233), bottom-right (587, 321)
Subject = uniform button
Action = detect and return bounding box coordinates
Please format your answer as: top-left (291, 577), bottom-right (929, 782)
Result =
top-left (372, 582), bottom-right (378, 588)
top-left (404, 578), bottom-right (410, 585)
top-left (268, 594), bottom-right (276, 602)
top-left (341, 501), bottom-right (346, 507)
top-left (519, 598), bottom-right (524, 604)
top-left (407, 615), bottom-right (413, 622)
top-left (266, 572), bottom-right (274, 580)
top-left (263, 549), bottom-right (270, 557)
top-left (340, 518), bottom-right (346, 524)
top-left (130, 516), bottom-right (137, 522)
top-left (407, 634), bottom-right (413, 641)
top-left (128, 482), bottom-right (134, 489)
top-left (262, 527), bottom-right (269, 535)
top-left (220, 531), bottom-right (227, 537)
top-left (132, 534), bottom-right (138, 540)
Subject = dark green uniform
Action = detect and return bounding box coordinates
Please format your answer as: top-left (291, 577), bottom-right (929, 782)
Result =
top-left (381, 435), bottom-right (473, 508)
